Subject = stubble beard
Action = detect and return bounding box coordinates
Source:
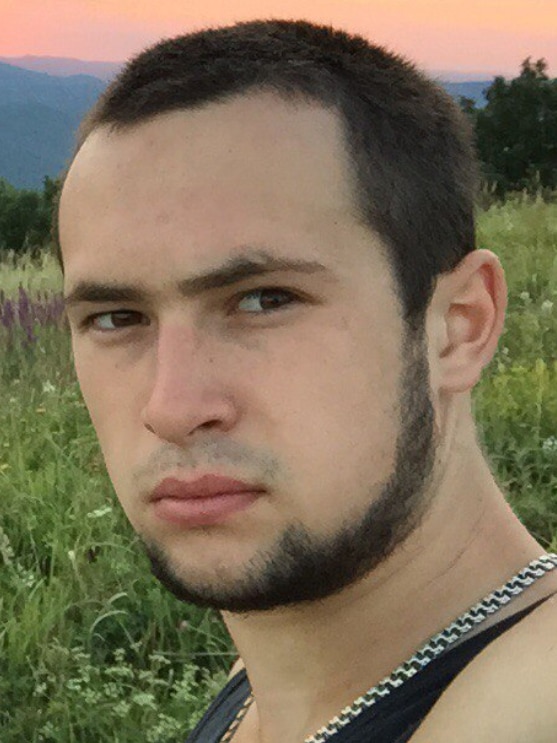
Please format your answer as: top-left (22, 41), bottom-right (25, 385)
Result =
top-left (144, 325), bottom-right (438, 613)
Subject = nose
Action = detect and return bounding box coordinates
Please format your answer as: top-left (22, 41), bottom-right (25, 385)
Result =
top-left (140, 323), bottom-right (239, 445)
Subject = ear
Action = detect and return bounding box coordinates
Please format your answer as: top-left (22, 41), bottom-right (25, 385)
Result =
top-left (427, 249), bottom-right (507, 394)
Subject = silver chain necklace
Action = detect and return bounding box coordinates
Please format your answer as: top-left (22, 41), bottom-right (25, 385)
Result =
top-left (220, 553), bottom-right (557, 743)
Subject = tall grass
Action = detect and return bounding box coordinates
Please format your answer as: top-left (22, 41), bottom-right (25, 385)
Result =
top-left (1, 254), bottom-right (231, 742)
top-left (1, 198), bottom-right (556, 741)
top-left (474, 198), bottom-right (557, 542)
top-left (0, 250), bottom-right (62, 296)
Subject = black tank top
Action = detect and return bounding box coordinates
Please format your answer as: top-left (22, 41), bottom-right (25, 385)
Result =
top-left (185, 595), bottom-right (554, 743)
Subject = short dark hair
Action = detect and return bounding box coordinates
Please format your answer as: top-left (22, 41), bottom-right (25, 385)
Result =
top-left (56, 19), bottom-right (478, 327)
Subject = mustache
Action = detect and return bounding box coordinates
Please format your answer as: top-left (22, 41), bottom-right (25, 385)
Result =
top-left (132, 438), bottom-right (282, 487)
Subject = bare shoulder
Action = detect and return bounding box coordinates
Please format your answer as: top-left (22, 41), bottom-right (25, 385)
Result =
top-left (409, 596), bottom-right (557, 743)
top-left (228, 656), bottom-right (246, 680)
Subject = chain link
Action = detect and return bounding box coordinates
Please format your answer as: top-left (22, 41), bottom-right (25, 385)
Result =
top-left (219, 553), bottom-right (557, 743)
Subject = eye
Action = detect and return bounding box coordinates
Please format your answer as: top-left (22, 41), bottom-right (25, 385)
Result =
top-left (234, 288), bottom-right (300, 314)
top-left (84, 310), bottom-right (147, 331)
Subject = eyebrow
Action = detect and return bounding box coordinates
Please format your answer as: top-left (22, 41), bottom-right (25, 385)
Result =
top-left (63, 249), bottom-right (333, 308)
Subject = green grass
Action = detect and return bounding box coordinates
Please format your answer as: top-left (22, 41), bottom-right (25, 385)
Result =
top-left (0, 249), bottom-right (62, 296)
top-left (1, 197), bottom-right (556, 741)
top-left (0, 260), bottom-right (232, 741)
top-left (474, 197), bottom-right (557, 543)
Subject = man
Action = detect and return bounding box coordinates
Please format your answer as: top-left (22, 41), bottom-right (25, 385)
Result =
top-left (56, 19), bottom-right (557, 742)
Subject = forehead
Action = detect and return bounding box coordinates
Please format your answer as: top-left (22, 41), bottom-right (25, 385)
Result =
top-left (59, 93), bottom-right (387, 290)
top-left (62, 92), bottom-right (356, 212)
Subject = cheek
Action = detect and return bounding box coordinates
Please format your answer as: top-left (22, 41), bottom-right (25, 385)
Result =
top-left (74, 350), bottom-right (112, 435)
top-left (297, 313), bottom-right (400, 425)
top-left (72, 343), bottom-right (143, 475)
top-left (296, 353), bottom-right (398, 463)
top-left (258, 324), bottom-right (401, 522)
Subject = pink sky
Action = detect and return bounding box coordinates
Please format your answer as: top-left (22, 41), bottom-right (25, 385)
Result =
top-left (1, 0), bottom-right (555, 76)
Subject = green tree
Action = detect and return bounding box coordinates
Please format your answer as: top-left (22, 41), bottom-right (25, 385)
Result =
top-left (471, 58), bottom-right (557, 195)
top-left (0, 176), bottom-right (61, 254)
top-left (0, 188), bottom-right (41, 252)
top-left (34, 175), bottom-right (62, 248)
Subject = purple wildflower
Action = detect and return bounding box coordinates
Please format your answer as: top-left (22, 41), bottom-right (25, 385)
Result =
top-left (0, 285), bottom-right (65, 346)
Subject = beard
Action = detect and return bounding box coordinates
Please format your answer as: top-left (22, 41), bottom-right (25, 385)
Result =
top-left (145, 324), bottom-right (438, 613)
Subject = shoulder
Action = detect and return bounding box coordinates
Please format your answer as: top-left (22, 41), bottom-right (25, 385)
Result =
top-left (409, 596), bottom-right (557, 743)
top-left (228, 656), bottom-right (246, 680)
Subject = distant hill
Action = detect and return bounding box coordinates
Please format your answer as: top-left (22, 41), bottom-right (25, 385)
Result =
top-left (1, 55), bottom-right (497, 86)
top-left (443, 81), bottom-right (490, 106)
top-left (0, 62), bottom-right (105, 189)
top-left (0, 56), bottom-right (121, 82)
top-left (0, 58), bottom-right (491, 190)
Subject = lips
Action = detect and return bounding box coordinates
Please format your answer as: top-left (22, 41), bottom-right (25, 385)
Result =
top-left (151, 474), bottom-right (264, 500)
top-left (150, 474), bottom-right (265, 527)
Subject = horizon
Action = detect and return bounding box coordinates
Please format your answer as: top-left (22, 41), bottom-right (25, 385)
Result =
top-left (0, 53), bottom-right (516, 83)
top-left (0, 0), bottom-right (555, 77)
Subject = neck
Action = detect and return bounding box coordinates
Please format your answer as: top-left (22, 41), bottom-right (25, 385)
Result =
top-left (222, 438), bottom-right (551, 743)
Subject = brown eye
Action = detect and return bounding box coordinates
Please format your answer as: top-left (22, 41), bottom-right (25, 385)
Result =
top-left (90, 311), bottom-right (146, 331)
top-left (236, 288), bottom-right (299, 314)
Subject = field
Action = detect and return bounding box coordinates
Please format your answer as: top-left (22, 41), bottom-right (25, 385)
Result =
top-left (1, 197), bottom-right (557, 742)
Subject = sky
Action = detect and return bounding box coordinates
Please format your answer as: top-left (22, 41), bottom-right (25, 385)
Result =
top-left (1, 0), bottom-right (556, 77)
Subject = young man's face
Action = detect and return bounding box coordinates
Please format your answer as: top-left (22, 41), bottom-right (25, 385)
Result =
top-left (59, 93), bottom-right (437, 612)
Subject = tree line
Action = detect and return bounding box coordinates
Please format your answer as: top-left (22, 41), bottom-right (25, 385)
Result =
top-left (0, 58), bottom-right (556, 255)
top-left (0, 175), bottom-right (59, 256)
top-left (462, 58), bottom-right (557, 196)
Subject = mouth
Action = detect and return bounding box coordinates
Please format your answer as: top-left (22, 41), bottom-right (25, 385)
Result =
top-left (149, 474), bottom-right (265, 528)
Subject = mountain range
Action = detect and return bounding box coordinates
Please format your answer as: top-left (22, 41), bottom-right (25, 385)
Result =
top-left (0, 57), bottom-right (492, 190)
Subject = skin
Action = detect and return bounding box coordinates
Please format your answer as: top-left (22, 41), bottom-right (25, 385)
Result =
top-left (411, 595), bottom-right (557, 743)
top-left (59, 92), bottom-right (557, 743)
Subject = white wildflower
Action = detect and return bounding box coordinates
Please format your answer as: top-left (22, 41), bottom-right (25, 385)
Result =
top-left (541, 300), bottom-right (554, 315)
top-left (42, 381), bottom-right (56, 394)
top-left (131, 691), bottom-right (156, 709)
top-left (17, 568), bottom-right (38, 588)
top-left (542, 436), bottom-right (557, 454)
top-left (86, 505), bottom-right (113, 519)
top-left (0, 525), bottom-right (14, 566)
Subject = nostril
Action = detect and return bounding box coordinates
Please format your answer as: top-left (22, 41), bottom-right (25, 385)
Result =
top-left (144, 422), bottom-right (155, 434)
top-left (200, 418), bottom-right (222, 430)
